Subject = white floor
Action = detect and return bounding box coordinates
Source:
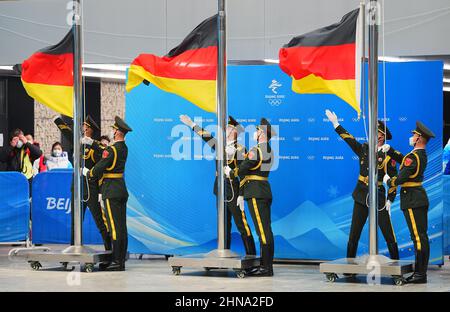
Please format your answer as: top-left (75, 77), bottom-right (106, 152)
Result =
top-left (1, 245), bottom-right (449, 292)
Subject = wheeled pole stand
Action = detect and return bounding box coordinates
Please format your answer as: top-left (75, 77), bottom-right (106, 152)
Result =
top-left (319, 1), bottom-right (413, 286)
top-left (8, 0), bottom-right (111, 272)
top-left (168, 0), bottom-right (260, 278)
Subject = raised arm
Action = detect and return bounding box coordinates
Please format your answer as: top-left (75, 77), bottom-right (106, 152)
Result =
top-left (325, 109), bottom-right (363, 157)
top-left (180, 114), bottom-right (217, 150)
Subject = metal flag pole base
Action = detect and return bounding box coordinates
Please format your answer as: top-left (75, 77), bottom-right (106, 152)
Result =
top-left (168, 251), bottom-right (260, 279)
top-left (8, 245), bottom-right (112, 273)
top-left (319, 254), bottom-right (413, 286)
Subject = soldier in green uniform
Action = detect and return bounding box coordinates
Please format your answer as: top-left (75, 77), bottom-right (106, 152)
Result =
top-left (179, 114), bottom-right (256, 256)
top-left (54, 115), bottom-right (111, 251)
top-left (383, 121), bottom-right (435, 284)
top-left (325, 110), bottom-right (400, 262)
top-left (83, 116), bottom-right (132, 271)
top-left (226, 118), bottom-right (275, 276)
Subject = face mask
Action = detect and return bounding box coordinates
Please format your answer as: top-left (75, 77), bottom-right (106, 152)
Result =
top-left (409, 136), bottom-right (417, 147)
top-left (16, 141), bottom-right (23, 149)
top-left (110, 130), bottom-right (116, 142)
top-left (53, 150), bottom-right (62, 157)
top-left (253, 131), bottom-right (259, 142)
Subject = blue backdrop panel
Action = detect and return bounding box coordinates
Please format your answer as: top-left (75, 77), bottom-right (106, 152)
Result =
top-left (444, 176), bottom-right (450, 254)
top-left (125, 61), bottom-right (444, 264)
top-left (0, 172), bottom-right (29, 242)
top-left (31, 170), bottom-right (102, 244)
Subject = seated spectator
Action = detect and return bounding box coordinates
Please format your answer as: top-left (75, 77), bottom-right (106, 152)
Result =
top-left (0, 128), bottom-right (42, 182)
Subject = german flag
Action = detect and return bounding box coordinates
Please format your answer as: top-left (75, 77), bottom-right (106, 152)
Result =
top-left (279, 9), bottom-right (362, 115)
top-left (19, 29), bottom-right (74, 117)
top-left (126, 15), bottom-right (217, 113)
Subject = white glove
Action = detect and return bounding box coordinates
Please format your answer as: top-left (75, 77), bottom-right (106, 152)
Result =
top-left (98, 193), bottom-right (102, 203)
top-left (383, 174), bottom-right (390, 185)
top-left (224, 166), bottom-right (231, 178)
top-left (381, 144), bottom-right (390, 153)
top-left (325, 109), bottom-right (339, 128)
top-left (81, 136), bottom-right (94, 145)
top-left (237, 196), bottom-right (245, 211)
top-left (82, 167), bottom-right (90, 177)
top-left (385, 200), bottom-right (392, 215)
top-left (179, 115), bottom-right (195, 128)
top-left (225, 144), bottom-right (236, 159)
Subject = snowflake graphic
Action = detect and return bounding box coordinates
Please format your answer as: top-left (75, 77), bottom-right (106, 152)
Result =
top-left (327, 185), bottom-right (339, 198)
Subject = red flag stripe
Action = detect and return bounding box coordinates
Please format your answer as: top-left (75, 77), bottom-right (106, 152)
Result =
top-left (131, 46), bottom-right (217, 81)
top-left (279, 43), bottom-right (355, 81)
top-left (21, 52), bottom-right (73, 86)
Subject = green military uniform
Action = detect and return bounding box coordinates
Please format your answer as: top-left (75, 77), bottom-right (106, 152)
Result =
top-left (54, 115), bottom-right (111, 250)
top-left (335, 121), bottom-right (399, 260)
top-left (386, 121), bottom-right (435, 283)
top-left (88, 116), bottom-right (132, 271)
top-left (231, 118), bottom-right (275, 275)
top-left (191, 116), bottom-right (256, 255)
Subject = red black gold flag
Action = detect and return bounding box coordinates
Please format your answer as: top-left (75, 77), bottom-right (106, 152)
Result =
top-left (18, 29), bottom-right (74, 117)
top-left (279, 9), bottom-right (362, 115)
top-left (126, 15), bottom-right (217, 113)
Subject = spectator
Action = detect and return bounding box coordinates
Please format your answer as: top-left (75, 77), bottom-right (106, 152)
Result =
top-left (44, 142), bottom-right (72, 171)
top-left (100, 135), bottom-right (110, 147)
top-left (0, 128), bottom-right (42, 182)
top-left (25, 134), bottom-right (42, 163)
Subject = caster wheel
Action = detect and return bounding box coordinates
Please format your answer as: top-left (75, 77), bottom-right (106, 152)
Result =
top-left (393, 276), bottom-right (405, 286)
top-left (325, 273), bottom-right (338, 283)
top-left (172, 267), bottom-right (181, 276)
top-left (84, 263), bottom-right (95, 273)
top-left (61, 262), bottom-right (68, 270)
top-left (235, 270), bottom-right (246, 279)
top-left (30, 261), bottom-right (42, 271)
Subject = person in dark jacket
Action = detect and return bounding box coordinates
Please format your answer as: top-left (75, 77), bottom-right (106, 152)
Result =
top-left (0, 128), bottom-right (42, 188)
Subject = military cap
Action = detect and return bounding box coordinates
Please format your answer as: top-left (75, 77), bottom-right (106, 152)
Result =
top-left (112, 116), bottom-right (133, 134)
top-left (84, 115), bottom-right (100, 132)
top-left (412, 121), bottom-right (435, 141)
top-left (228, 115), bottom-right (244, 134)
top-left (257, 117), bottom-right (276, 140)
top-left (377, 120), bottom-right (392, 140)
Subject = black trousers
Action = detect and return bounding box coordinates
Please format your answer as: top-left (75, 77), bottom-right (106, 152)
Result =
top-left (70, 178), bottom-right (110, 250)
top-left (403, 207), bottom-right (429, 275)
top-left (103, 197), bottom-right (128, 264)
top-left (224, 194), bottom-right (256, 255)
top-left (246, 198), bottom-right (274, 270)
top-left (347, 201), bottom-right (399, 259)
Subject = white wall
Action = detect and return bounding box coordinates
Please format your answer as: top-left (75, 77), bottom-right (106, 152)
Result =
top-left (0, 0), bottom-right (449, 64)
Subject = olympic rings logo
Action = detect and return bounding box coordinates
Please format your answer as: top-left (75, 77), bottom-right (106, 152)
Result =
top-left (399, 117), bottom-right (407, 122)
top-left (268, 99), bottom-right (282, 106)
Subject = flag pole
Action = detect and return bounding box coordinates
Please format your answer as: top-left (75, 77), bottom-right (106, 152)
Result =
top-left (72, 0), bottom-right (83, 248)
top-left (367, 0), bottom-right (379, 257)
top-left (216, 0), bottom-right (228, 253)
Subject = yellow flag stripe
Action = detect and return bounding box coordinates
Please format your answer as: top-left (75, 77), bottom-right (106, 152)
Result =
top-left (291, 73), bottom-right (360, 116)
top-left (126, 64), bottom-right (216, 113)
top-left (21, 79), bottom-right (73, 117)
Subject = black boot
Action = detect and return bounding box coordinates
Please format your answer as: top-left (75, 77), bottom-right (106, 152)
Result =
top-left (249, 266), bottom-right (273, 277)
top-left (406, 272), bottom-right (427, 284)
top-left (104, 261), bottom-right (126, 271)
top-left (387, 242), bottom-right (399, 260)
